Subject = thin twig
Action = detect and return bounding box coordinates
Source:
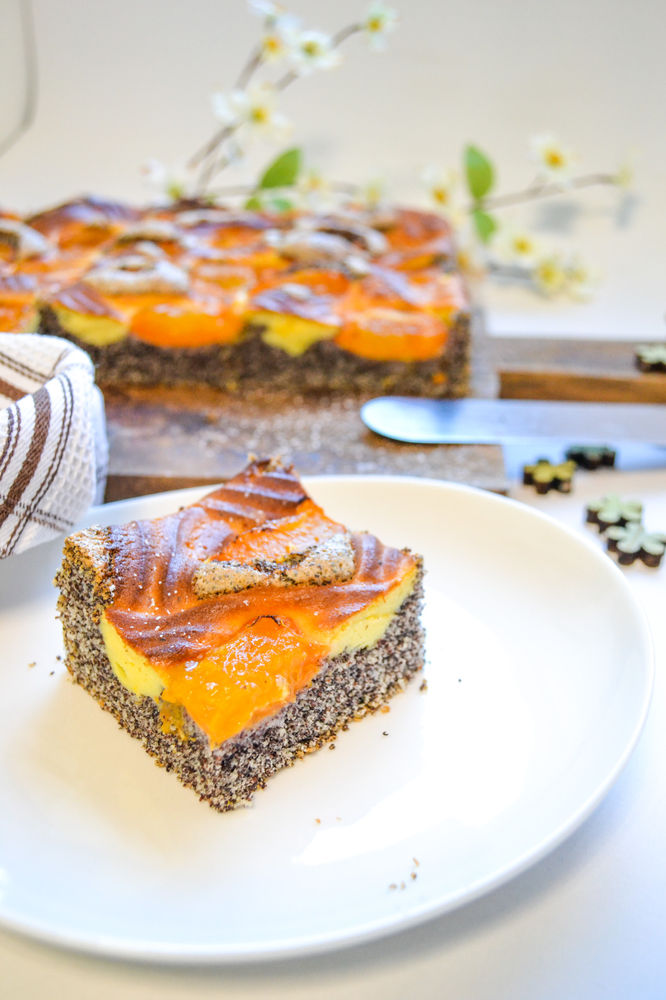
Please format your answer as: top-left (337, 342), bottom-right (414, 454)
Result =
top-left (206, 178), bottom-right (363, 199)
top-left (236, 45), bottom-right (264, 90)
top-left (189, 49), bottom-right (264, 170)
top-left (189, 123), bottom-right (235, 172)
top-left (474, 172), bottom-right (618, 212)
top-left (486, 261), bottom-right (533, 280)
top-left (328, 180), bottom-right (362, 195)
top-left (273, 68), bottom-right (299, 93)
top-left (196, 150), bottom-right (235, 195)
top-left (189, 21), bottom-right (364, 185)
top-left (332, 23), bottom-right (363, 46)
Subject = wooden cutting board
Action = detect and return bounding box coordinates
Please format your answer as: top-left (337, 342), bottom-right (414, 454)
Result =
top-left (493, 336), bottom-right (666, 403)
top-left (103, 384), bottom-right (507, 501)
top-left (102, 331), bottom-right (664, 502)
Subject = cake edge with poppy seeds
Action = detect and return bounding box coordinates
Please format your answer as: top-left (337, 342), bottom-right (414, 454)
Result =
top-left (39, 304), bottom-right (470, 398)
top-left (54, 470), bottom-right (425, 812)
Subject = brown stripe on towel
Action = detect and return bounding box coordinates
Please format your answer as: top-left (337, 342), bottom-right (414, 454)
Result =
top-left (3, 372), bottom-right (75, 555)
top-left (6, 497), bottom-right (72, 532)
top-left (0, 375), bottom-right (25, 402)
top-left (0, 385), bottom-right (52, 539)
top-left (0, 349), bottom-right (52, 385)
top-left (0, 405), bottom-right (18, 480)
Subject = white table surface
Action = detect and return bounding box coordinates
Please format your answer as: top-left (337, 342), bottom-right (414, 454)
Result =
top-left (2, 456), bottom-right (664, 1000)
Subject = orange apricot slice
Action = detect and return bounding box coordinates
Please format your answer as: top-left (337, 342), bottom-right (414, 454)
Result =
top-left (161, 615), bottom-right (326, 745)
top-left (209, 224), bottom-right (272, 250)
top-left (408, 270), bottom-right (468, 318)
top-left (379, 235), bottom-right (454, 271)
top-left (348, 269), bottom-right (419, 310)
top-left (0, 273), bottom-right (37, 331)
top-left (384, 208), bottom-right (451, 250)
top-left (0, 300), bottom-right (35, 331)
top-left (129, 299), bottom-right (245, 348)
top-left (189, 262), bottom-right (256, 291)
top-left (335, 307), bottom-right (448, 362)
top-left (273, 268), bottom-right (351, 297)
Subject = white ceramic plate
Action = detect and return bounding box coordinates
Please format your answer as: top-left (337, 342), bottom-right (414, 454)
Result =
top-left (0, 477), bottom-right (653, 963)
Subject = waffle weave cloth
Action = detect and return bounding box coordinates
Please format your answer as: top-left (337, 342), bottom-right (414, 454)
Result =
top-left (0, 334), bottom-right (107, 557)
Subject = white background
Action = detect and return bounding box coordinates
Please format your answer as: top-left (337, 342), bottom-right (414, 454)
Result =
top-left (0, 0), bottom-right (664, 339)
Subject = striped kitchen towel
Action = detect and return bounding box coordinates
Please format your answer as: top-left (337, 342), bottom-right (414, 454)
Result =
top-left (0, 333), bottom-right (107, 558)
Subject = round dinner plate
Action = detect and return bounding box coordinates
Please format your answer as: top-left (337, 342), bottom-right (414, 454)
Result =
top-left (0, 476), bottom-right (654, 962)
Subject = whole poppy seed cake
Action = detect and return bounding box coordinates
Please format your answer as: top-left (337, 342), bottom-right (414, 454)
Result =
top-left (2, 197), bottom-right (470, 397)
top-left (55, 459), bottom-right (425, 811)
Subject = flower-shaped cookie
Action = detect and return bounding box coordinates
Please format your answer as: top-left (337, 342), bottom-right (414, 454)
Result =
top-left (565, 445), bottom-right (616, 470)
top-left (586, 494), bottom-right (643, 532)
top-left (635, 343), bottom-right (666, 374)
top-left (523, 458), bottom-right (576, 494)
top-left (606, 523), bottom-right (666, 568)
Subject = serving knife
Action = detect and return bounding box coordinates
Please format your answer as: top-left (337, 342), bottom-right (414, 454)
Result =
top-left (360, 397), bottom-right (666, 446)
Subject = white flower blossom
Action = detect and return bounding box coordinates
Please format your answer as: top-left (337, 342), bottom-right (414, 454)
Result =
top-left (295, 168), bottom-right (334, 209)
top-left (614, 150), bottom-right (637, 190)
top-left (421, 165), bottom-right (459, 210)
top-left (298, 168), bottom-right (329, 195)
top-left (141, 158), bottom-right (168, 189)
top-left (289, 30), bottom-right (342, 75)
top-left (211, 90), bottom-right (241, 126)
top-left (362, 3), bottom-right (399, 50)
top-left (259, 13), bottom-right (301, 62)
top-left (361, 176), bottom-right (386, 209)
top-left (211, 84), bottom-right (291, 138)
top-left (615, 163), bottom-right (633, 190)
top-left (494, 225), bottom-right (541, 265)
top-left (140, 159), bottom-right (188, 200)
top-left (421, 165), bottom-right (466, 225)
top-left (248, 0), bottom-right (286, 27)
top-left (530, 134), bottom-right (577, 184)
top-left (455, 239), bottom-right (487, 281)
top-left (563, 256), bottom-right (599, 300)
top-left (532, 253), bottom-right (568, 296)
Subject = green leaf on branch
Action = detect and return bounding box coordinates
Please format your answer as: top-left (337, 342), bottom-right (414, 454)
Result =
top-left (266, 196), bottom-right (294, 213)
top-left (471, 208), bottom-right (497, 243)
top-left (258, 147), bottom-right (302, 190)
top-left (243, 194), bottom-right (294, 213)
top-left (464, 145), bottom-right (495, 200)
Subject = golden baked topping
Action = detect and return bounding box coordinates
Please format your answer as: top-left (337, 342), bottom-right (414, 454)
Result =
top-left (85, 256), bottom-right (190, 296)
top-left (102, 461), bottom-right (417, 744)
top-left (2, 199), bottom-right (467, 362)
top-left (0, 218), bottom-right (52, 260)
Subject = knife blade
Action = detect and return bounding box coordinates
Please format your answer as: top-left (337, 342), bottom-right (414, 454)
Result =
top-left (360, 397), bottom-right (666, 445)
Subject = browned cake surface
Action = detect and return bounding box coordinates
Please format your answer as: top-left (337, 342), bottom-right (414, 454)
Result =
top-left (2, 198), bottom-right (470, 397)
